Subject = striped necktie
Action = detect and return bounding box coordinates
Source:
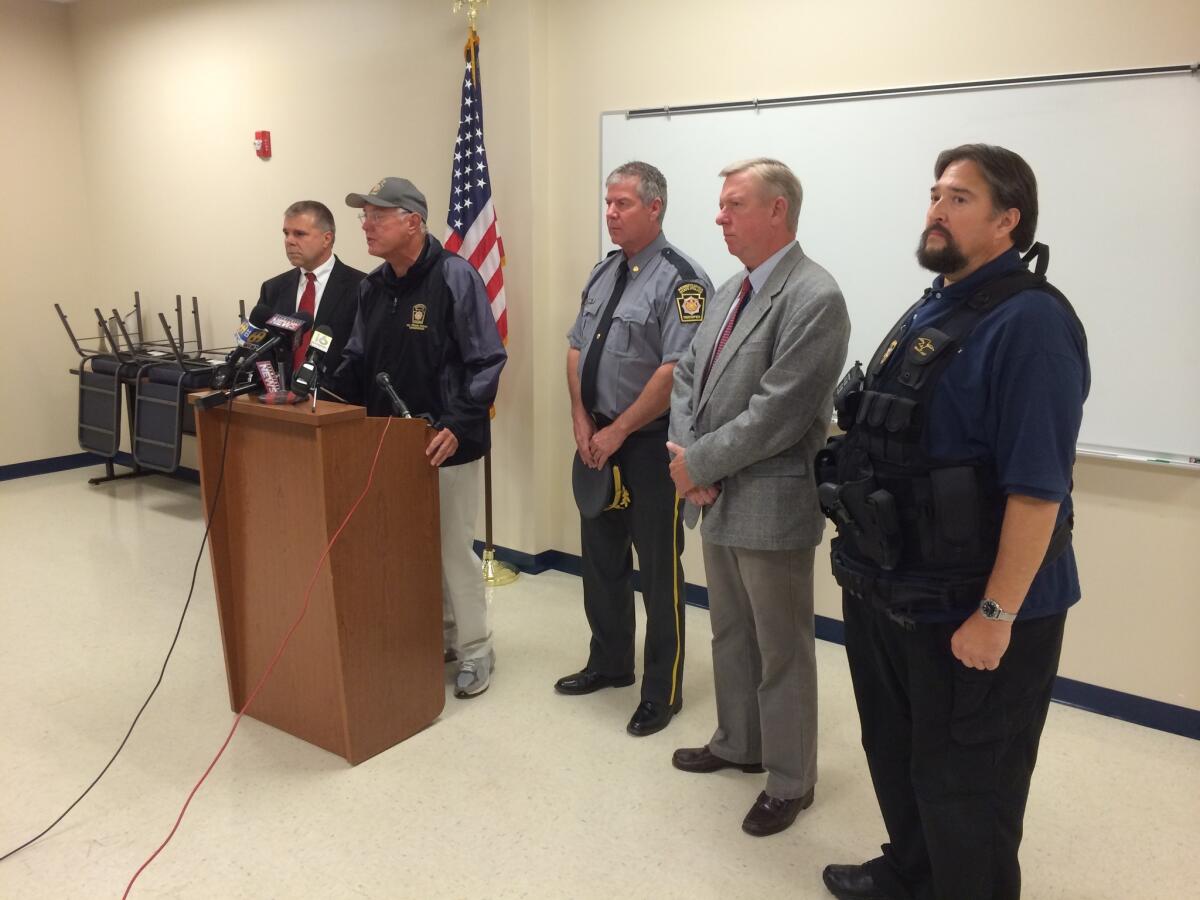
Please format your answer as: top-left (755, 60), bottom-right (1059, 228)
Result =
top-left (701, 277), bottom-right (752, 390)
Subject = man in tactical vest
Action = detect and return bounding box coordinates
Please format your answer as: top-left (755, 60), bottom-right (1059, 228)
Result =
top-left (819, 145), bottom-right (1090, 899)
top-left (558, 161), bottom-right (713, 737)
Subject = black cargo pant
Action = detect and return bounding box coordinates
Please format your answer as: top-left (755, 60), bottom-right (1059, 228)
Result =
top-left (842, 590), bottom-right (1066, 900)
top-left (581, 427), bottom-right (685, 707)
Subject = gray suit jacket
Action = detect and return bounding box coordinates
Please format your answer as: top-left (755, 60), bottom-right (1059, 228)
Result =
top-left (669, 242), bottom-right (850, 551)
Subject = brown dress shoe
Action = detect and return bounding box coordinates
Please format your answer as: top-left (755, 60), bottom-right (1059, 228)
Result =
top-left (741, 788), bottom-right (814, 836)
top-left (671, 745), bottom-right (765, 774)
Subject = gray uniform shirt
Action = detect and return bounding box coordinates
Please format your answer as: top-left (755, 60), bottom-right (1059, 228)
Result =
top-left (568, 232), bottom-right (713, 420)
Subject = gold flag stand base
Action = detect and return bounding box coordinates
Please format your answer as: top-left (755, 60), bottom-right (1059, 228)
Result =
top-left (482, 548), bottom-right (519, 586)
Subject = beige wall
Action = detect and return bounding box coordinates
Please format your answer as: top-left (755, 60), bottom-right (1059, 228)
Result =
top-left (1, 0), bottom-right (94, 465)
top-left (5, 0), bottom-right (1197, 711)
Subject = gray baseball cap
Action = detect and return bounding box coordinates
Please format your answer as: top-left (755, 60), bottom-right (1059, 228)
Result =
top-left (345, 177), bottom-right (428, 220)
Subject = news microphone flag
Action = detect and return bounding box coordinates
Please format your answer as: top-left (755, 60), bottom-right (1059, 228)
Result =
top-left (308, 328), bottom-right (334, 356)
top-left (236, 319), bottom-right (268, 347)
top-left (443, 27), bottom-right (507, 347)
top-left (264, 311), bottom-right (312, 351)
top-left (255, 360), bottom-right (283, 394)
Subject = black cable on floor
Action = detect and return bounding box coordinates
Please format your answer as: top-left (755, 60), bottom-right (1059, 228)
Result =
top-left (0, 404), bottom-right (236, 863)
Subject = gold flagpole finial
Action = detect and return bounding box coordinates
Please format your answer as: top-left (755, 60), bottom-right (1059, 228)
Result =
top-left (451, 0), bottom-right (490, 32)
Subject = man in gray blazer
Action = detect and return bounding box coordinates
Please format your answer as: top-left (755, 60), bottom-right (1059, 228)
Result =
top-left (666, 158), bottom-right (849, 837)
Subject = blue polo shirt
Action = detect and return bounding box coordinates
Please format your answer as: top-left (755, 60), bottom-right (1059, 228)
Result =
top-left (896, 248), bottom-right (1090, 620)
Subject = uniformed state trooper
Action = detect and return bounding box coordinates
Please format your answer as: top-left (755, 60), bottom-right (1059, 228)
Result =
top-left (557, 161), bottom-right (714, 737)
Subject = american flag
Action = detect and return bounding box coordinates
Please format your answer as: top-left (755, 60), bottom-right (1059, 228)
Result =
top-left (444, 28), bottom-right (508, 344)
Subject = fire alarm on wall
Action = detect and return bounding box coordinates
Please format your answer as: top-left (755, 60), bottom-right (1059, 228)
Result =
top-left (254, 130), bottom-right (272, 160)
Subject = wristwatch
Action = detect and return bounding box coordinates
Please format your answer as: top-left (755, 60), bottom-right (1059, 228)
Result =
top-left (979, 597), bottom-right (1018, 623)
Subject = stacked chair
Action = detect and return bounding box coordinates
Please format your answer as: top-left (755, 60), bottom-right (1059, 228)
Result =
top-left (56, 293), bottom-right (230, 483)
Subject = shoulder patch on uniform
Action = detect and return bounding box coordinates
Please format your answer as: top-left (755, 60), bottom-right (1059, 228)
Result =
top-left (660, 246), bottom-right (698, 281)
top-left (584, 250), bottom-right (622, 298)
top-left (590, 249), bottom-right (620, 272)
top-left (675, 281), bottom-right (706, 324)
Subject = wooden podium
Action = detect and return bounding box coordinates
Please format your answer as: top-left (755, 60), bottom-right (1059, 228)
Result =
top-left (193, 396), bottom-right (444, 764)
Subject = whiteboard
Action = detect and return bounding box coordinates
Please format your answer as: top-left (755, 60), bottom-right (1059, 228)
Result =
top-left (601, 72), bottom-right (1200, 463)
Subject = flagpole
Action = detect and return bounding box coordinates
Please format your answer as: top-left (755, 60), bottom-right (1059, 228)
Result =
top-left (451, 0), bottom-right (488, 33)
top-left (451, 0), bottom-right (518, 588)
top-left (481, 448), bottom-right (518, 585)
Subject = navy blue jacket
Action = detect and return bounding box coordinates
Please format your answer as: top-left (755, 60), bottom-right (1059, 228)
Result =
top-left (334, 236), bottom-right (507, 467)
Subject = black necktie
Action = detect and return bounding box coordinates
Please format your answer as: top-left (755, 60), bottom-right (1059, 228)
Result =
top-left (579, 260), bottom-right (629, 413)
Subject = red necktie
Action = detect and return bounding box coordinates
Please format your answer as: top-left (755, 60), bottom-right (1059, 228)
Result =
top-left (294, 271), bottom-right (316, 370)
top-left (701, 277), bottom-right (752, 390)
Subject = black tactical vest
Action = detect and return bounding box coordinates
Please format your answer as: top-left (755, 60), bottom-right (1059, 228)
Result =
top-left (815, 244), bottom-right (1086, 615)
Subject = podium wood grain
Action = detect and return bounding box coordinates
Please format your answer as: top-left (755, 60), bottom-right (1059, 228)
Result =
top-left (193, 397), bottom-right (444, 764)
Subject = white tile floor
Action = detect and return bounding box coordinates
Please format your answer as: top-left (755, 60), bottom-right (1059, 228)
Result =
top-left (1, 468), bottom-right (1197, 899)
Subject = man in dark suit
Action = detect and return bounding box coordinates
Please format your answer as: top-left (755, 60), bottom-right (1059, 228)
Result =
top-left (258, 200), bottom-right (365, 376)
top-left (667, 158), bottom-right (850, 837)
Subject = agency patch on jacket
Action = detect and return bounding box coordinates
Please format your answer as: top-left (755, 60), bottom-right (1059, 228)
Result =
top-left (675, 281), bottom-right (706, 324)
top-left (408, 303), bottom-right (428, 331)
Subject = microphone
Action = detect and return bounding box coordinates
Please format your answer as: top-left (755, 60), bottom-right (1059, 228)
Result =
top-left (375, 372), bottom-right (411, 418)
top-left (255, 360), bottom-right (284, 394)
top-left (254, 359), bottom-right (302, 405)
top-left (248, 303), bottom-right (274, 328)
top-left (211, 313), bottom-right (272, 389)
top-left (238, 308), bottom-right (314, 372)
top-left (237, 318), bottom-right (270, 347)
top-left (264, 309), bottom-right (315, 347)
top-left (291, 325), bottom-right (334, 400)
top-left (198, 304), bottom-right (293, 410)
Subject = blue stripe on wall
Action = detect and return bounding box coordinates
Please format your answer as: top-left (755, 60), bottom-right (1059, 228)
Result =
top-left (1051, 677), bottom-right (1199, 741)
top-left (474, 541), bottom-right (1199, 741)
top-left (0, 452), bottom-right (199, 484)
top-left (3, 464), bottom-right (1193, 742)
top-left (0, 452), bottom-right (104, 481)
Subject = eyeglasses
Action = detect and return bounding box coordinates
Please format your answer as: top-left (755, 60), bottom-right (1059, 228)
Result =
top-left (357, 208), bottom-right (414, 225)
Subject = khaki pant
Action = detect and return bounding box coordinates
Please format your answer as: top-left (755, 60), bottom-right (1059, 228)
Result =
top-left (439, 459), bottom-right (490, 662)
top-left (704, 543), bottom-right (817, 800)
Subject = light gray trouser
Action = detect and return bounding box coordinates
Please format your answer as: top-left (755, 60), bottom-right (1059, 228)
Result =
top-left (703, 542), bottom-right (817, 800)
top-left (439, 459), bottom-right (490, 662)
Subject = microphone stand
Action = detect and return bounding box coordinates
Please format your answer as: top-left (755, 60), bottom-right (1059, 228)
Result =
top-left (308, 366), bottom-right (321, 413)
top-left (194, 380), bottom-right (261, 412)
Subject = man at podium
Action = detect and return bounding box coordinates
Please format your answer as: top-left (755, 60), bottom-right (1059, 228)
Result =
top-left (331, 176), bottom-right (507, 700)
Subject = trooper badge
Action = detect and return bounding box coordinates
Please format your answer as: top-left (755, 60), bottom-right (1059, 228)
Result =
top-left (675, 282), bottom-right (707, 324)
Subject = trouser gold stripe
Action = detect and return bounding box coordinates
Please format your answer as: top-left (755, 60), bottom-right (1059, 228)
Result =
top-left (668, 494), bottom-right (683, 705)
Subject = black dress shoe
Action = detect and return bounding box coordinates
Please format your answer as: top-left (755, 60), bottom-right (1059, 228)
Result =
top-left (741, 788), bottom-right (814, 837)
top-left (821, 863), bottom-right (887, 899)
top-left (671, 745), bottom-right (765, 774)
top-left (625, 698), bottom-right (681, 736)
top-left (554, 669), bottom-right (636, 695)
